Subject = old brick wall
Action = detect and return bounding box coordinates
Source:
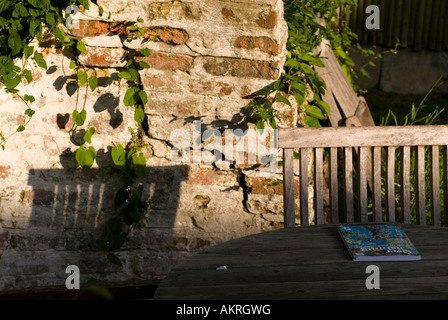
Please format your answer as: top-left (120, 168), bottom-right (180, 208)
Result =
top-left (0, 0), bottom-right (293, 292)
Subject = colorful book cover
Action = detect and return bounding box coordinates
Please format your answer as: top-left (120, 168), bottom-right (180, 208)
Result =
top-left (338, 224), bottom-right (421, 261)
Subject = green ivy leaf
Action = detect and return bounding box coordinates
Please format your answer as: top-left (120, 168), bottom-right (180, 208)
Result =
top-left (130, 25), bottom-right (145, 37)
top-left (98, 230), bottom-right (125, 253)
top-left (77, 70), bottom-right (87, 85)
top-left (76, 145), bottom-right (96, 169)
top-left (83, 127), bottom-right (95, 144)
top-left (316, 99), bottom-right (331, 116)
top-left (118, 71), bottom-right (132, 80)
top-left (138, 61), bottom-right (150, 69)
top-left (45, 11), bottom-right (55, 27)
top-left (294, 92), bottom-right (305, 106)
top-left (98, 6), bottom-right (104, 16)
top-left (134, 105), bottom-right (145, 125)
top-left (305, 105), bottom-right (325, 120)
top-left (106, 253), bottom-right (123, 266)
top-left (132, 151), bottom-right (146, 178)
top-left (17, 3), bottom-right (29, 17)
top-left (3, 72), bottom-right (21, 90)
top-left (17, 125), bottom-right (25, 132)
top-left (111, 144), bottom-right (126, 170)
top-left (273, 79), bottom-right (284, 91)
top-left (275, 92), bottom-right (291, 106)
top-left (269, 117), bottom-right (277, 129)
top-left (76, 40), bottom-right (87, 54)
top-left (304, 115), bottom-right (322, 128)
top-left (138, 90), bottom-right (148, 105)
top-left (298, 53), bottom-right (324, 68)
top-left (114, 187), bottom-right (128, 209)
top-left (128, 68), bottom-right (138, 81)
top-left (69, 60), bottom-right (77, 69)
top-left (27, 0), bottom-right (44, 8)
top-left (29, 8), bottom-right (42, 17)
top-left (73, 109), bottom-right (87, 126)
top-left (123, 87), bottom-right (139, 106)
top-left (24, 94), bottom-right (35, 103)
top-left (8, 32), bottom-right (22, 56)
top-left (22, 69), bottom-right (33, 83)
top-left (140, 48), bottom-right (150, 57)
top-left (52, 27), bottom-right (64, 42)
top-left (88, 75), bottom-right (98, 91)
top-left (29, 17), bottom-right (41, 35)
top-left (24, 109), bottom-right (35, 117)
top-left (284, 58), bottom-right (299, 68)
top-left (33, 51), bottom-right (47, 69)
top-left (23, 46), bottom-right (34, 59)
top-left (106, 217), bottom-right (122, 233)
top-left (0, 1), bottom-right (14, 13)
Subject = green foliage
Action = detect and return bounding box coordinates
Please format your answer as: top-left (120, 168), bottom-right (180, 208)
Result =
top-left (96, 27), bottom-right (151, 266)
top-left (246, 0), bottom-right (359, 128)
top-left (0, 1), bottom-right (154, 267)
top-left (75, 145), bottom-right (96, 169)
top-left (0, 0), bottom-right (98, 149)
top-left (380, 78), bottom-right (446, 224)
top-left (99, 139), bottom-right (151, 266)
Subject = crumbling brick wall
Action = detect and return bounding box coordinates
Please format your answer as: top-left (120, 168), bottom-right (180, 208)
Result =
top-left (0, 0), bottom-right (293, 292)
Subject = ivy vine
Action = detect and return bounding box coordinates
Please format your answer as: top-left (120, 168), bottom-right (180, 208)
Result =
top-left (245, 0), bottom-right (360, 129)
top-left (0, 0), bottom-right (382, 266)
top-left (0, 0), bottom-right (154, 266)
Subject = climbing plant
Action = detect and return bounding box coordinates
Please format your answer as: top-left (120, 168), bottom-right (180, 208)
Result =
top-left (0, 0), bottom-right (153, 266)
top-left (0, 0), bottom-right (378, 265)
top-left (246, 0), bottom-right (360, 128)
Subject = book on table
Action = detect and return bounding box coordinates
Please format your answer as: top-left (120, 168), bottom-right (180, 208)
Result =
top-left (338, 224), bottom-right (421, 261)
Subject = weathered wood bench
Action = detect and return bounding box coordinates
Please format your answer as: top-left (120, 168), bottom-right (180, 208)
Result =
top-left (279, 125), bottom-right (448, 228)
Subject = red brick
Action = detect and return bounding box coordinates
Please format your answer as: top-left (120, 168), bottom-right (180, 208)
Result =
top-left (0, 231), bottom-right (9, 250)
top-left (222, 8), bottom-right (235, 19)
top-left (146, 98), bottom-right (202, 117)
top-left (187, 169), bottom-right (218, 185)
top-left (235, 36), bottom-right (281, 56)
top-left (246, 175), bottom-right (299, 196)
top-left (189, 80), bottom-right (234, 96)
top-left (78, 47), bottom-right (127, 68)
top-left (203, 57), bottom-right (280, 79)
top-left (187, 168), bottom-right (235, 185)
top-left (70, 20), bottom-right (110, 37)
top-left (70, 20), bottom-right (127, 37)
top-left (256, 11), bottom-right (279, 29)
top-left (21, 189), bottom-right (55, 205)
top-left (240, 86), bottom-right (253, 98)
top-left (143, 75), bottom-right (168, 89)
top-left (136, 27), bottom-right (189, 45)
top-left (136, 52), bottom-right (194, 71)
top-left (0, 166), bottom-right (10, 179)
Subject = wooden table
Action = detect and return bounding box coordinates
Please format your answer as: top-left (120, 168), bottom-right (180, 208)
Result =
top-left (154, 224), bottom-right (448, 300)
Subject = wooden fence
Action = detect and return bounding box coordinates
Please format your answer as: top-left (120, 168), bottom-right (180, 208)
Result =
top-left (340, 0), bottom-right (448, 51)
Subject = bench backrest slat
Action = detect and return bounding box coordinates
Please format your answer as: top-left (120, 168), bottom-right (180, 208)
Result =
top-left (280, 126), bottom-right (448, 227)
top-left (278, 126), bottom-right (448, 148)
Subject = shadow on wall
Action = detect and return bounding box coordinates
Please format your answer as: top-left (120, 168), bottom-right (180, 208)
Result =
top-left (20, 162), bottom-right (188, 288)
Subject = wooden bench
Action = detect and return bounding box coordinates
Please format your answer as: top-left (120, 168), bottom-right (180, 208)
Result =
top-left (278, 125), bottom-right (448, 228)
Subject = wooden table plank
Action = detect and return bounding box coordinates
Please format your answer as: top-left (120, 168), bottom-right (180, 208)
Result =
top-left (155, 276), bottom-right (448, 300)
top-left (154, 224), bottom-right (448, 300)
